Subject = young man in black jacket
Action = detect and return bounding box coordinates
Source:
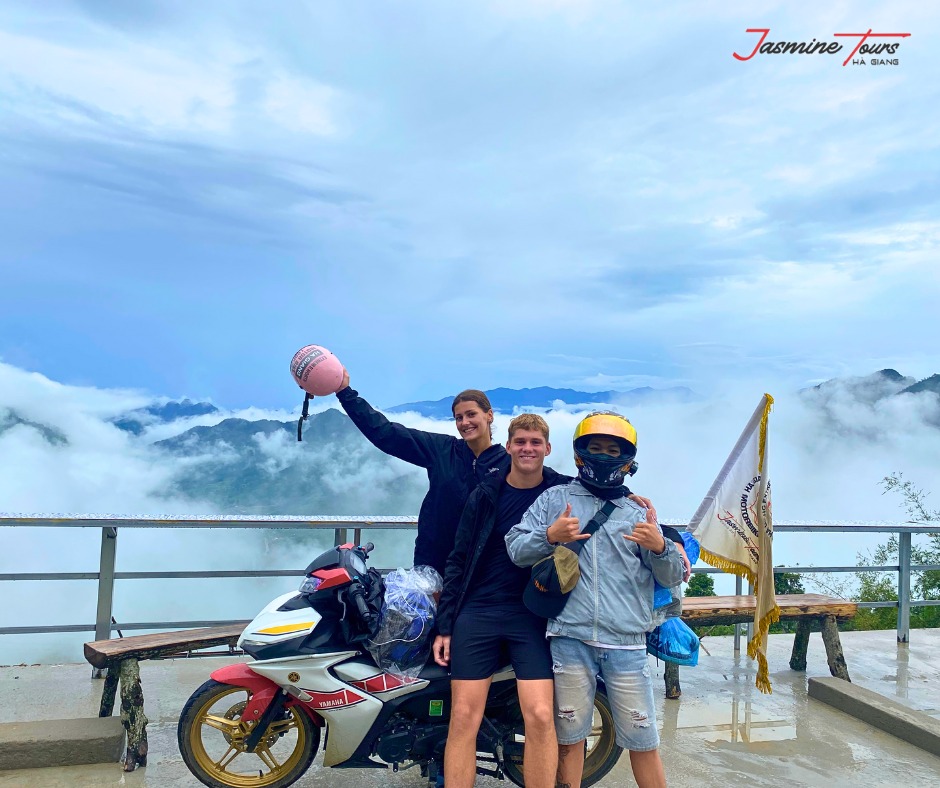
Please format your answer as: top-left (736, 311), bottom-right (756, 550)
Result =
top-left (433, 414), bottom-right (565, 788)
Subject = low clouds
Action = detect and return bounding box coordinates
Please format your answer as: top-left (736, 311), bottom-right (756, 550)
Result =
top-left (0, 362), bottom-right (212, 515)
top-left (5, 359), bottom-right (936, 528)
top-left (2, 360), bottom-right (939, 662)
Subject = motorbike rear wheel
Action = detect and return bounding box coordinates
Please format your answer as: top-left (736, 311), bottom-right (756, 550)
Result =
top-left (178, 679), bottom-right (320, 788)
top-left (502, 688), bottom-right (622, 788)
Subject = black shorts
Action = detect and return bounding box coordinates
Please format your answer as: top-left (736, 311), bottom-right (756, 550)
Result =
top-left (450, 606), bottom-right (552, 680)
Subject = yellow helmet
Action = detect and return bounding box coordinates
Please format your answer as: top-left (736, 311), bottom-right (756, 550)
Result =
top-left (573, 411), bottom-right (637, 452)
top-left (573, 411), bottom-right (638, 486)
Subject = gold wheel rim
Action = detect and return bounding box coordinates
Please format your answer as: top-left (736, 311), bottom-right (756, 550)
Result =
top-left (583, 697), bottom-right (616, 778)
top-left (505, 695), bottom-right (615, 779)
top-left (189, 685), bottom-right (308, 787)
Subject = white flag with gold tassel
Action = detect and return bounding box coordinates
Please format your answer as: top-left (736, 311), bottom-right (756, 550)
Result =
top-left (689, 394), bottom-right (779, 693)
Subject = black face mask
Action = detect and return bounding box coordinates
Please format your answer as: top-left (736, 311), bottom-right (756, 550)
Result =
top-left (579, 478), bottom-right (633, 500)
top-left (574, 447), bottom-right (636, 489)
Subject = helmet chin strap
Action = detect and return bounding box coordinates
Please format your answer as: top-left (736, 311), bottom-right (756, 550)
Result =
top-left (578, 477), bottom-right (631, 500)
top-left (297, 392), bottom-right (311, 442)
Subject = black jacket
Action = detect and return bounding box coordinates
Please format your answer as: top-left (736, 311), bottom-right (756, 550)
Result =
top-left (437, 465), bottom-right (571, 636)
top-left (337, 386), bottom-right (510, 575)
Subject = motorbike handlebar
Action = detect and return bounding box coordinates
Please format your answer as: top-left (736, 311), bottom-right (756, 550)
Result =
top-left (348, 583), bottom-right (375, 626)
top-left (360, 542), bottom-right (375, 556)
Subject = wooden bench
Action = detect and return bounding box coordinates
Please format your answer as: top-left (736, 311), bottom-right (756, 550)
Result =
top-left (84, 624), bottom-right (247, 771)
top-left (662, 594), bottom-right (858, 698)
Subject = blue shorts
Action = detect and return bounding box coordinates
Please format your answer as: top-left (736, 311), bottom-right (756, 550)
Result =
top-left (550, 636), bottom-right (659, 752)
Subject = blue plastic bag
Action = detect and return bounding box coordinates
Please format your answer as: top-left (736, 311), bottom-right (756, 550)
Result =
top-left (653, 584), bottom-right (673, 608)
top-left (653, 532), bottom-right (700, 608)
top-left (681, 532), bottom-right (700, 565)
top-left (646, 617), bottom-right (700, 666)
top-left (648, 532), bottom-right (701, 664)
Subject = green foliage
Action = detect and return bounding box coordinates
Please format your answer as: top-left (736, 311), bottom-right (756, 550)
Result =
top-left (769, 570), bottom-right (806, 632)
top-left (882, 472), bottom-right (940, 522)
top-left (685, 573), bottom-right (715, 597)
top-left (684, 573), bottom-right (735, 635)
top-left (847, 473), bottom-right (940, 631)
top-left (774, 571), bottom-right (805, 595)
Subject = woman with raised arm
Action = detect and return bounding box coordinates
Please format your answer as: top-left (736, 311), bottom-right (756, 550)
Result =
top-left (332, 369), bottom-right (509, 577)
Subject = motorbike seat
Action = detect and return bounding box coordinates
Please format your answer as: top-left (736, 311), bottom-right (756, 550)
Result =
top-left (418, 663), bottom-right (450, 681)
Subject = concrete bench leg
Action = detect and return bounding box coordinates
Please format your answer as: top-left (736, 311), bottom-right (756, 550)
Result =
top-left (820, 615), bottom-right (851, 682)
top-left (99, 667), bottom-right (119, 717)
top-left (789, 618), bottom-right (812, 671)
top-left (118, 658), bottom-right (149, 771)
top-left (664, 661), bottom-right (681, 699)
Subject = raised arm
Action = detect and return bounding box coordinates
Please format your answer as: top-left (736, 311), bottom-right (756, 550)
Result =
top-left (336, 372), bottom-right (450, 468)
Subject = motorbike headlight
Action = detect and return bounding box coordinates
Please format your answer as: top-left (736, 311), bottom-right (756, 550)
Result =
top-left (299, 576), bottom-right (322, 594)
top-left (348, 553), bottom-right (367, 576)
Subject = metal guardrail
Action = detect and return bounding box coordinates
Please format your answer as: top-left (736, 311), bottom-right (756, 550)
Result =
top-left (1, 516), bottom-right (938, 646)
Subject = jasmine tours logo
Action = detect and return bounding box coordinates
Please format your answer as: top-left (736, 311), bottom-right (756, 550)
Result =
top-left (734, 28), bottom-right (911, 67)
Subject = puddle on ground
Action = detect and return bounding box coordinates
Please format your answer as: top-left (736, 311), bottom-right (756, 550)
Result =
top-left (661, 698), bottom-right (796, 744)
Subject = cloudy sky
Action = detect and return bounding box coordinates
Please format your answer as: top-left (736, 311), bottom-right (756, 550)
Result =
top-left (1, 0), bottom-right (937, 411)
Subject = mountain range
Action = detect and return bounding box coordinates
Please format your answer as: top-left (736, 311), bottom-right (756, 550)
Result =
top-left (3, 371), bottom-right (937, 516)
top-left (134, 384), bottom-right (704, 513)
top-left (804, 368), bottom-right (939, 401)
top-left (148, 371), bottom-right (940, 512)
top-left (387, 385), bottom-right (698, 418)
top-left (112, 398), bottom-right (220, 435)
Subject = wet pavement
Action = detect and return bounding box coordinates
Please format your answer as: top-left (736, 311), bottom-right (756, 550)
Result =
top-left (1, 628), bottom-right (938, 787)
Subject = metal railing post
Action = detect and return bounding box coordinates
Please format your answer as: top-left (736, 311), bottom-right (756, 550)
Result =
top-left (334, 527), bottom-right (348, 547)
top-left (92, 526), bottom-right (118, 678)
top-left (734, 574), bottom-right (743, 654)
top-left (897, 531), bottom-right (912, 644)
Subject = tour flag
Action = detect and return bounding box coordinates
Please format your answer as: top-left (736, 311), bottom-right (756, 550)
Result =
top-left (688, 394), bottom-right (780, 694)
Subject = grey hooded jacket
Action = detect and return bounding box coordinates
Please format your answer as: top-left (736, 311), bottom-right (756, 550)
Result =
top-left (505, 480), bottom-right (684, 646)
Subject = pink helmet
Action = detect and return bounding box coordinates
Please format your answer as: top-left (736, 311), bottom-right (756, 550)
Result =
top-left (290, 345), bottom-right (345, 396)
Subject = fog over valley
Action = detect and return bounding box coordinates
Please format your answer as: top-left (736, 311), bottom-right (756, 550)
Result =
top-left (2, 361), bottom-right (938, 662)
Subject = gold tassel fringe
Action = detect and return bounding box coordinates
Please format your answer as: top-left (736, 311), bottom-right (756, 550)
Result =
top-left (698, 547), bottom-right (755, 586)
top-left (747, 600), bottom-right (781, 694)
top-left (699, 544), bottom-right (781, 695)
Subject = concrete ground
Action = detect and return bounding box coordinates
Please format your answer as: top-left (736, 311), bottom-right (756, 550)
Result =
top-left (1, 628), bottom-right (938, 787)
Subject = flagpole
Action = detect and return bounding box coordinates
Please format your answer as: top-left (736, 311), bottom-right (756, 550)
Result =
top-left (688, 396), bottom-right (770, 530)
top-left (688, 393), bottom-right (779, 692)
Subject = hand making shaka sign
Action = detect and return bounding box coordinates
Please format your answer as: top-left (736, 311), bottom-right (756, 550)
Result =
top-left (624, 509), bottom-right (667, 555)
top-left (546, 503), bottom-right (587, 545)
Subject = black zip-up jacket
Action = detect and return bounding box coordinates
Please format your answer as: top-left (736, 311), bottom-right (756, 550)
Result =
top-left (336, 386), bottom-right (510, 575)
top-left (437, 466), bottom-right (571, 636)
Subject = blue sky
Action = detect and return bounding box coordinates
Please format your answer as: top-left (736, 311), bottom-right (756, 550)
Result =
top-left (1, 1), bottom-right (938, 409)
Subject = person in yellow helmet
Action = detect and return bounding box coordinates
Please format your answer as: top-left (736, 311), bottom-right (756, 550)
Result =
top-left (506, 412), bottom-right (684, 788)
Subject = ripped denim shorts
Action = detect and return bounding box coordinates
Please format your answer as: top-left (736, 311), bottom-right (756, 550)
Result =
top-left (549, 636), bottom-right (659, 752)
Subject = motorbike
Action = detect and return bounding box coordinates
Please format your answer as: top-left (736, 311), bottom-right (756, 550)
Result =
top-left (178, 541), bottom-right (622, 788)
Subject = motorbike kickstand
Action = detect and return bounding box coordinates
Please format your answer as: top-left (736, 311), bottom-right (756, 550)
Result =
top-left (478, 717), bottom-right (505, 779)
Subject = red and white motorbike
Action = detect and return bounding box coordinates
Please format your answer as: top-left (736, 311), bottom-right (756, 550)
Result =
top-left (177, 542), bottom-right (621, 788)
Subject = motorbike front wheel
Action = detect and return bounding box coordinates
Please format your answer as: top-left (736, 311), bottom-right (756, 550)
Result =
top-left (178, 679), bottom-right (321, 788)
top-left (502, 688), bottom-right (622, 788)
